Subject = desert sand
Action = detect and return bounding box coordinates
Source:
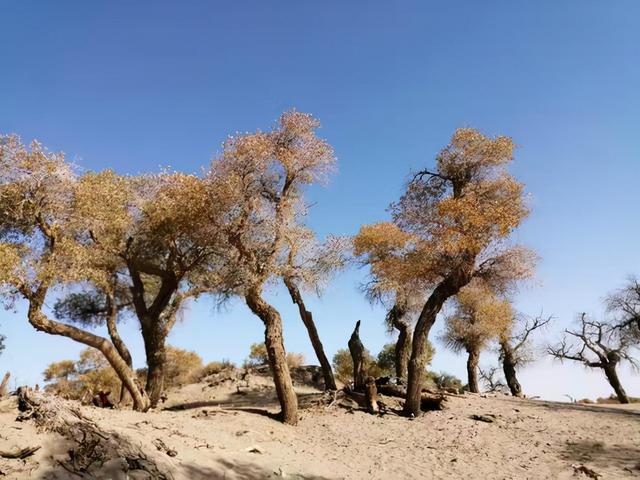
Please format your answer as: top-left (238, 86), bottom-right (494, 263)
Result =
top-left (1, 369), bottom-right (638, 479)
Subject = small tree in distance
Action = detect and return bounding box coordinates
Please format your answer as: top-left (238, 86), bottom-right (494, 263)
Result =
top-left (442, 282), bottom-right (512, 393)
top-left (548, 313), bottom-right (638, 404)
top-left (499, 313), bottom-right (552, 397)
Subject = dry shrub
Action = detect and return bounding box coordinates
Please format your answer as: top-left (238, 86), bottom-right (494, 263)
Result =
top-left (286, 352), bottom-right (305, 369)
top-left (198, 359), bottom-right (235, 380)
top-left (163, 346), bottom-right (203, 388)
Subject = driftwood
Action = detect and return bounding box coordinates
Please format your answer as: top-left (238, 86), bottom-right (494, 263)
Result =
top-left (376, 383), bottom-right (446, 411)
top-left (16, 387), bottom-right (174, 479)
top-left (0, 372), bottom-right (10, 398)
top-left (0, 446), bottom-right (40, 459)
top-left (348, 320), bottom-right (365, 390)
top-left (364, 376), bottom-right (379, 414)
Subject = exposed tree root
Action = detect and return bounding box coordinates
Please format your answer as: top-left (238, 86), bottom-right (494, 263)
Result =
top-left (0, 446), bottom-right (40, 459)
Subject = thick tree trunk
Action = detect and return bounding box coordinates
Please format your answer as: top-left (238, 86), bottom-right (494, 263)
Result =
top-left (500, 340), bottom-right (523, 397)
top-left (141, 325), bottom-right (167, 409)
top-left (405, 266), bottom-right (473, 417)
top-left (388, 305), bottom-right (412, 380)
top-left (26, 295), bottom-right (149, 412)
top-left (603, 364), bottom-right (629, 404)
top-left (0, 372), bottom-right (10, 398)
top-left (245, 288), bottom-right (298, 425)
top-left (466, 347), bottom-right (480, 393)
top-left (348, 320), bottom-right (366, 391)
top-left (284, 277), bottom-right (337, 390)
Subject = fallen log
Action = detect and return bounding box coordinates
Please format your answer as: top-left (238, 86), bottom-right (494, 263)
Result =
top-left (0, 446), bottom-right (40, 459)
top-left (376, 383), bottom-right (446, 411)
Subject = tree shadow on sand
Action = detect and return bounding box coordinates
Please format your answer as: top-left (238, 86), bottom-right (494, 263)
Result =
top-left (164, 391), bottom-right (325, 415)
top-left (561, 440), bottom-right (640, 474)
top-left (504, 397), bottom-right (640, 419)
top-left (180, 459), bottom-right (334, 480)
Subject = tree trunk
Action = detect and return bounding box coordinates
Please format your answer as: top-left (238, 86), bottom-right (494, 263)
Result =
top-left (388, 305), bottom-right (412, 380)
top-left (603, 364), bottom-right (629, 404)
top-left (105, 294), bottom-right (134, 405)
top-left (500, 340), bottom-right (523, 397)
top-left (0, 372), bottom-right (10, 398)
top-left (466, 347), bottom-right (480, 393)
top-left (141, 324), bottom-right (167, 409)
top-left (404, 266), bottom-right (473, 417)
top-left (26, 294), bottom-right (150, 412)
top-left (348, 320), bottom-right (366, 391)
top-left (364, 376), bottom-right (379, 414)
top-left (245, 288), bottom-right (298, 425)
top-left (284, 277), bottom-right (337, 390)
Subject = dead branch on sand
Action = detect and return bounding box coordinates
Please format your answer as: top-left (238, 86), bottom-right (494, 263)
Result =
top-left (17, 387), bottom-right (174, 479)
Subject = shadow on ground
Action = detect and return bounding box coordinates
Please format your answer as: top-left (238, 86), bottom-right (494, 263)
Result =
top-left (180, 459), bottom-right (334, 480)
top-left (561, 440), bottom-right (640, 474)
top-left (505, 397), bottom-right (640, 419)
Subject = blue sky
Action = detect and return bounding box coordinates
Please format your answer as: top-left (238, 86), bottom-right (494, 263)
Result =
top-left (1, 1), bottom-right (639, 400)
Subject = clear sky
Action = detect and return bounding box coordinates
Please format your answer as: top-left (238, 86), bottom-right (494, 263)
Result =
top-left (1, 1), bottom-right (639, 401)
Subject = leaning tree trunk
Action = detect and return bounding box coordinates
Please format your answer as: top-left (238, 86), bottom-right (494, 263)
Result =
top-left (405, 266), bottom-right (472, 417)
top-left (284, 277), bottom-right (337, 390)
top-left (500, 340), bottom-right (523, 397)
top-left (245, 288), bottom-right (298, 425)
top-left (466, 347), bottom-right (480, 393)
top-left (26, 293), bottom-right (150, 412)
top-left (348, 320), bottom-right (366, 391)
top-left (603, 363), bottom-right (629, 404)
top-left (141, 323), bottom-right (168, 409)
top-left (388, 304), bottom-right (412, 380)
top-left (105, 294), bottom-right (134, 404)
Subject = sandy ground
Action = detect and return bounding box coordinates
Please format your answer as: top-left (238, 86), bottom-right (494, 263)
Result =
top-left (1, 371), bottom-right (639, 479)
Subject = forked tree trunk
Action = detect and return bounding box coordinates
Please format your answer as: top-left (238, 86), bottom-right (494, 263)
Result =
top-left (466, 347), bottom-right (480, 393)
top-left (245, 288), bottom-right (298, 425)
top-left (141, 324), bottom-right (167, 409)
top-left (348, 320), bottom-right (366, 391)
top-left (603, 363), bottom-right (629, 404)
top-left (500, 340), bottom-right (523, 397)
top-left (284, 277), bottom-right (337, 390)
top-left (26, 295), bottom-right (150, 412)
top-left (405, 266), bottom-right (473, 417)
top-left (0, 372), bottom-right (10, 398)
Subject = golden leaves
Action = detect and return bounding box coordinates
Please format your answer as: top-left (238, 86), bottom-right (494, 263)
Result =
top-left (444, 281), bottom-right (514, 352)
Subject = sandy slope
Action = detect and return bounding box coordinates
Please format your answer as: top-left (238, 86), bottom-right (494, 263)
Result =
top-left (1, 373), bottom-right (639, 479)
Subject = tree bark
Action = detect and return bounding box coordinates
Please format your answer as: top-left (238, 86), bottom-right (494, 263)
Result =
top-left (466, 347), bottom-right (480, 393)
top-left (284, 277), bottom-right (337, 390)
top-left (404, 265), bottom-right (473, 417)
top-left (500, 340), bottom-right (523, 397)
top-left (0, 372), bottom-right (10, 398)
top-left (348, 320), bottom-right (366, 391)
top-left (26, 291), bottom-right (150, 412)
top-left (603, 364), bottom-right (629, 404)
top-left (245, 288), bottom-right (298, 425)
top-left (105, 293), bottom-right (134, 404)
top-left (141, 322), bottom-right (167, 409)
top-left (364, 376), bottom-right (379, 413)
top-left (388, 304), bottom-right (412, 380)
